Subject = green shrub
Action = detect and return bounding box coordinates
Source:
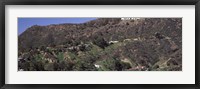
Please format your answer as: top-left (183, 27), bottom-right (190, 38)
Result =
top-left (57, 52), bottom-right (64, 61)
top-left (34, 54), bottom-right (43, 61)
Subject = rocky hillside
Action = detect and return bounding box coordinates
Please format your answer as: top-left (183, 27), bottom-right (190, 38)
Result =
top-left (18, 18), bottom-right (182, 71)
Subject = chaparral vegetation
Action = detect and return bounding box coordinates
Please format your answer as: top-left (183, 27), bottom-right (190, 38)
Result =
top-left (18, 18), bottom-right (182, 71)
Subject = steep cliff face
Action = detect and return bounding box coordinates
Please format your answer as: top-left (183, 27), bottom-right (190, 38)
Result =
top-left (18, 18), bottom-right (182, 71)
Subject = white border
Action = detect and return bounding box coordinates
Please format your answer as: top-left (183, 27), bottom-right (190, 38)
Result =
top-left (5, 5), bottom-right (195, 84)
